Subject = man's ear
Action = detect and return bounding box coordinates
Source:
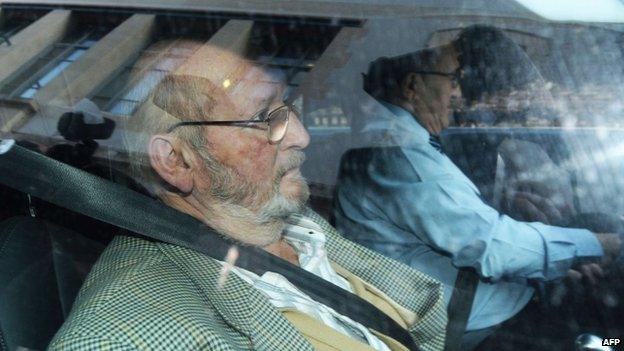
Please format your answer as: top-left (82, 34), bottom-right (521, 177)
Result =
top-left (401, 73), bottom-right (423, 102)
top-left (400, 73), bottom-right (442, 135)
top-left (148, 134), bottom-right (195, 194)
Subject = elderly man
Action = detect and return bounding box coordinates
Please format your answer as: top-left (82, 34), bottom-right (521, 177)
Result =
top-left (48, 41), bottom-right (447, 351)
top-left (333, 35), bottom-right (622, 349)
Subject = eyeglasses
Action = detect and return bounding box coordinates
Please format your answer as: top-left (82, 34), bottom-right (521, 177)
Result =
top-left (166, 104), bottom-right (296, 144)
top-left (413, 68), bottom-right (462, 88)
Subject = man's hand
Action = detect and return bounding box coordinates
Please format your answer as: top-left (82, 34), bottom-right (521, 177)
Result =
top-left (595, 233), bottom-right (623, 265)
top-left (567, 263), bottom-right (604, 285)
top-left (568, 233), bottom-right (622, 285)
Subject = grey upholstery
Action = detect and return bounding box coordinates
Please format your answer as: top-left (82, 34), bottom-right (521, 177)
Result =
top-left (0, 217), bottom-right (104, 351)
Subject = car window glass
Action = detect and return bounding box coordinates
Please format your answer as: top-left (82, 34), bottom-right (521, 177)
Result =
top-left (1, 3), bottom-right (623, 351)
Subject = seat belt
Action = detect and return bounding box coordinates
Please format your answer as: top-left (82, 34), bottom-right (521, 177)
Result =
top-left (444, 268), bottom-right (479, 351)
top-left (0, 141), bottom-right (420, 351)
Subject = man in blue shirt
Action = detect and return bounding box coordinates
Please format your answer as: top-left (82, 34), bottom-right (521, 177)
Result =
top-left (333, 35), bottom-right (622, 348)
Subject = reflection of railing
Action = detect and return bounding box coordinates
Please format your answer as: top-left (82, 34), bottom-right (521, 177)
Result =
top-left (0, 23), bottom-right (31, 47)
top-left (0, 96), bottom-right (37, 135)
top-left (8, 32), bottom-right (96, 99)
top-left (0, 96), bottom-right (37, 109)
top-left (0, 34), bottom-right (11, 46)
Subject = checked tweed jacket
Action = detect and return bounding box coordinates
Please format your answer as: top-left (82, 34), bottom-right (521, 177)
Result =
top-left (48, 210), bottom-right (447, 350)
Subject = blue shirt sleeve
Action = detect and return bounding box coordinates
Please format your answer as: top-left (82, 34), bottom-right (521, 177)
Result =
top-left (360, 146), bottom-right (603, 282)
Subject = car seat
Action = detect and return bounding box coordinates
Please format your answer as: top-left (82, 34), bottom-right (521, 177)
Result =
top-left (0, 216), bottom-right (105, 351)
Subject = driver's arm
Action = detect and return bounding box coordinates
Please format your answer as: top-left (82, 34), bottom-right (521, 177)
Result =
top-left (342, 147), bottom-right (605, 282)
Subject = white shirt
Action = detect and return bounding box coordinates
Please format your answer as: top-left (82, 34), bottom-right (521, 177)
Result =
top-left (227, 214), bottom-right (392, 351)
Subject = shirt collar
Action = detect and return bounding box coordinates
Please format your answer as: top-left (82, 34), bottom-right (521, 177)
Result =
top-left (360, 101), bottom-right (430, 145)
top-left (231, 214), bottom-right (353, 292)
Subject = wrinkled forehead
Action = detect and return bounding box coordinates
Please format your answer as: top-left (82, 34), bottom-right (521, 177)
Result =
top-left (173, 43), bottom-right (287, 100)
top-left (230, 65), bottom-right (287, 104)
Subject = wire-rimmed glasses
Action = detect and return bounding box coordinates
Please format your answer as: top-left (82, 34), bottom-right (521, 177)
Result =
top-left (166, 104), bottom-right (297, 144)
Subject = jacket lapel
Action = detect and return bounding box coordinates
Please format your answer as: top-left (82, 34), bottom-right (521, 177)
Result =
top-left (305, 208), bottom-right (448, 350)
top-left (158, 242), bottom-right (314, 351)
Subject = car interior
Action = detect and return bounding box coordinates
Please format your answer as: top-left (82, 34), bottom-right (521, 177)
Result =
top-left (1, 1), bottom-right (624, 350)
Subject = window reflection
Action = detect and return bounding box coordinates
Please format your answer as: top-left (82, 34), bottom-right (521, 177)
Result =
top-left (0, 4), bottom-right (622, 351)
top-left (0, 9), bottom-right (47, 47)
top-left (19, 38), bottom-right (97, 99)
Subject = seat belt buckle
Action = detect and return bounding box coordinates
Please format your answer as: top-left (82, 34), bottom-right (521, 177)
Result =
top-left (0, 139), bottom-right (15, 155)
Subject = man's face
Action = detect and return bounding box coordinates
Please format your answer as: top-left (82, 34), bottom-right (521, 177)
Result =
top-left (427, 48), bottom-right (463, 128)
top-left (408, 45), bottom-right (463, 130)
top-left (183, 52), bottom-right (310, 220)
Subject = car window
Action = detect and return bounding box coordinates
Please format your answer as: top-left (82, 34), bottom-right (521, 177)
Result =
top-left (1, 2), bottom-right (623, 351)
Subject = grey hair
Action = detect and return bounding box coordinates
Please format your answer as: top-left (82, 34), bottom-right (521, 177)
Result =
top-left (363, 47), bottom-right (445, 101)
top-left (123, 74), bottom-right (217, 196)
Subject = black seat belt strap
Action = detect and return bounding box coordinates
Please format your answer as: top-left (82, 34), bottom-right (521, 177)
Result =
top-left (444, 267), bottom-right (479, 351)
top-left (0, 141), bottom-right (419, 351)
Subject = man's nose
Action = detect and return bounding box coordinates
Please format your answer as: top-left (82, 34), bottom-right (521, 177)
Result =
top-left (280, 112), bottom-right (310, 150)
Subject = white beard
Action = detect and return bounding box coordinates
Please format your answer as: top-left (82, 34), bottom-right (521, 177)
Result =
top-left (198, 148), bottom-right (309, 224)
top-left (257, 174), bottom-right (310, 223)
